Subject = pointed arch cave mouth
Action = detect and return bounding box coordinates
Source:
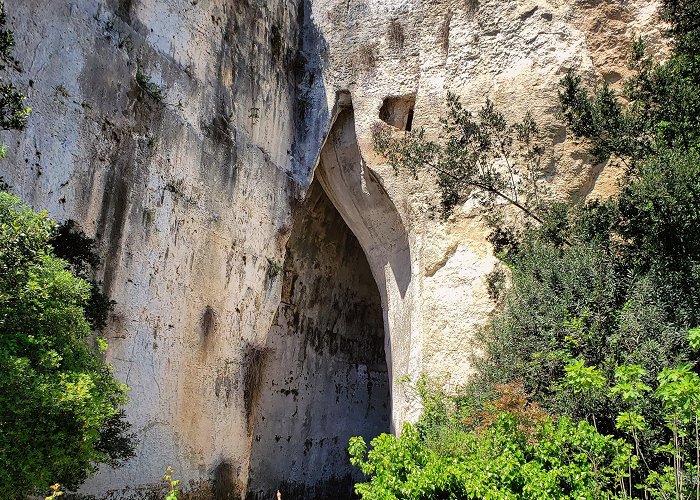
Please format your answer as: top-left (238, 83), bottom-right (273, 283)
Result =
top-left (246, 94), bottom-right (413, 499)
top-left (246, 179), bottom-right (390, 500)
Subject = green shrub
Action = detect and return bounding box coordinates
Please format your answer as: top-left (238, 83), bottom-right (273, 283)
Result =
top-left (0, 192), bottom-right (134, 497)
top-left (136, 66), bottom-right (164, 101)
top-left (470, 0), bottom-right (700, 473)
top-left (350, 384), bottom-right (634, 499)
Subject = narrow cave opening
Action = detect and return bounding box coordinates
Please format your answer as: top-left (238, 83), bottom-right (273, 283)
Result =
top-left (405, 108), bottom-right (414, 132)
top-left (246, 179), bottom-right (390, 500)
top-left (379, 94), bottom-right (416, 131)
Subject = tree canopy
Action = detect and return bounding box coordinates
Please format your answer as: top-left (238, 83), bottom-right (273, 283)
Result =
top-left (0, 192), bottom-right (135, 497)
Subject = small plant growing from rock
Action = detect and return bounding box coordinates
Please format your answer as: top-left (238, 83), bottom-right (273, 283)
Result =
top-left (44, 484), bottom-right (63, 500)
top-left (249, 106), bottom-right (260, 124)
top-left (266, 257), bottom-right (283, 280)
top-left (164, 179), bottom-right (185, 196)
top-left (136, 66), bottom-right (164, 101)
top-left (54, 84), bottom-right (69, 98)
top-left (162, 466), bottom-right (180, 500)
top-left (146, 134), bottom-right (159, 149)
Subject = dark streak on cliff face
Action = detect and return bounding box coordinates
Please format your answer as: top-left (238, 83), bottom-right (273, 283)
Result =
top-left (74, 3), bottom-right (170, 296)
top-left (203, 5), bottom-right (241, 191)
top-left (111, 0), bottom-right (133, 23)
top-left (92, 76), bottom-right (166, 295)
top-left (215, 460), bottom-right (243, 500)
top-left (97, 141), bottom-right (134, 294)
top-left (202, 305), bottom-right (218, 341)
top-left (241, 341), bottom-right (270, 432)
top-left (289, 0), bottom-right (330, 182)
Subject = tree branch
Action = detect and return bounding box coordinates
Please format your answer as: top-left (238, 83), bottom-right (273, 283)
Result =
top-left (425, 160), bottom-right (544, 224)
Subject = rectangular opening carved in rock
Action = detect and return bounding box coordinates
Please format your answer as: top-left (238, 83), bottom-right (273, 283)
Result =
top-left (379, 94), bottom-right (416, 131)
top-left (246, 180), bottom-right (390, 500)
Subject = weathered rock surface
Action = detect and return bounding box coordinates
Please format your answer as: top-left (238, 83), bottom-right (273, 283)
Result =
top-left (1, 0), bottom-right (664, 497)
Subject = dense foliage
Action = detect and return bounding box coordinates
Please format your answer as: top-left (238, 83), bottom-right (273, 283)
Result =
top-left (350, 383), bottom-right (636, 499)
top-left (479, 0), bottom-right (700, 472)
top-left (0, 193), bottom-right (134, 497)
top-left (357, 0), bottom-right (700, 497)
top-left (351, 359), bottom-right (700, 499)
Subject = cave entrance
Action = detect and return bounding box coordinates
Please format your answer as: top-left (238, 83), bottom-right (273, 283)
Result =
top-left (247, 96), bottom-right (413, 499)
top-left (246, 178), bottom-right (391, 499)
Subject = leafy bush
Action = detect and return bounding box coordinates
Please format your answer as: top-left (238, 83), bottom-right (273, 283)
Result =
top-left (470, 143), bottom-right (700, 494)
top-left (350, 383), bottom-right (634, 499)
top-left (469, 0), bottom-right (700, 473)
top-left (352, 353), bottom-right (700, 499)
top-left (372, 95), bottom-right (547, 222)
top-left (0, 192), bottom-right (134, 497)
top-left (136, 66), bottom-right (164, 101)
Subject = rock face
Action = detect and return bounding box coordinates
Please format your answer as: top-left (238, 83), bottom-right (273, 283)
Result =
top-left (1, 0), bottom-right (664, 497)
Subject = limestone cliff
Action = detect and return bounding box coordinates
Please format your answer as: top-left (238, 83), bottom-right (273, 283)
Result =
top-left (1, 0), bottom-right (664, 498)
